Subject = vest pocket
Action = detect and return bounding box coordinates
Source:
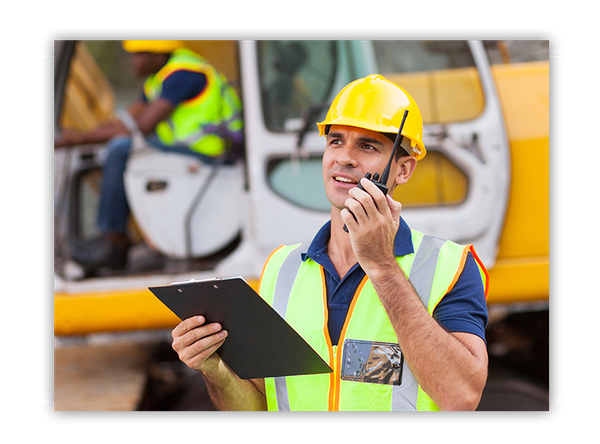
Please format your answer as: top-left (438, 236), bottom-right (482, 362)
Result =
top-left (340, 339), bottom-right (403, 386)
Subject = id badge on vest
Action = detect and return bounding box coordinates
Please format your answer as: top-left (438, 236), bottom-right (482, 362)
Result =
top-left (340, 339), bottom-right (403, 385)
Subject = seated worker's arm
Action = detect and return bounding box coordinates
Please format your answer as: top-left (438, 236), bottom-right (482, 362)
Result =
top-left (54, 98), bottom-right (175, 148)
top-left (171, 315), bottom-right (267, 411)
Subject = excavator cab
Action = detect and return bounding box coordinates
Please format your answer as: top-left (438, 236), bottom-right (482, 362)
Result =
top-left (54, 41), bottom-right (247, 279)
top-left (55, 39), bottom-right (546, 285)
top-left (124, 144), bottom-right (244, 260)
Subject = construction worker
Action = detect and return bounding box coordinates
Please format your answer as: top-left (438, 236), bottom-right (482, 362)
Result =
top-left (171, 74), bottom-right (489, 411)
top-left (54, 40), bottom-right (243, 273)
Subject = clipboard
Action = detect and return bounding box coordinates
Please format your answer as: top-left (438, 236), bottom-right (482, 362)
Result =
top-left (149, 277), bottom-right (332, 380)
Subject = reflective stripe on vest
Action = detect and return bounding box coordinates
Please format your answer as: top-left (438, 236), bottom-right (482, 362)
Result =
top-left (272, 242), bottom-right (309, 319)
top-left (261, 230), bottom-right (487, 411)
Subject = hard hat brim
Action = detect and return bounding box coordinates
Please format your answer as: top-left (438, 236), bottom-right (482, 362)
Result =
top-left (317, 74), bottom-right (427, 161)
top-left (122, 40), bottom-right (184, 54)
top-left (317, 118), bottom-right (427, 161)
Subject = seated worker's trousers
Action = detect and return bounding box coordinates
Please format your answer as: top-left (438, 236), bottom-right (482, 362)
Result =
top-left (97, 135), bottom-right (216, 235)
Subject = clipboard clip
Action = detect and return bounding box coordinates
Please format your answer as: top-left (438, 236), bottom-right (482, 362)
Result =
top-left (170, 277), bottom-right (222, 286)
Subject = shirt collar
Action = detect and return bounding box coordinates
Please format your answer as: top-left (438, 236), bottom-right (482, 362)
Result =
top-left (301, 217), bottom-right (414, 262)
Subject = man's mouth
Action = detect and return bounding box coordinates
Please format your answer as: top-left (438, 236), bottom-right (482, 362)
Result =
top-left (333, 175), bottom-right (358, 185)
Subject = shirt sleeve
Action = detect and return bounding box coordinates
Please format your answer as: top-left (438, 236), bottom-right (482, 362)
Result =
top-left (160, 70), bottom-right (208, 105)
top-left (432, 252), bottom-right (488, 343)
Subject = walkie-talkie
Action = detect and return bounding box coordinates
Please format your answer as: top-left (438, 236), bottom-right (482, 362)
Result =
top-left (343, 109), bottom-right (409, 233)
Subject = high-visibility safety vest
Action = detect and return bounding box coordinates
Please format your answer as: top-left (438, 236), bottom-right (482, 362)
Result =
top-left (143, 48), bottom-right (243, 157)
top-left (258, 229), bottom-right (489, 411)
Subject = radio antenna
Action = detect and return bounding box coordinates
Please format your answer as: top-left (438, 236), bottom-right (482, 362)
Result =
top-left (379, 109), bottom-right (409, 186)
top-left (342, 109), bottom-right (410, 233)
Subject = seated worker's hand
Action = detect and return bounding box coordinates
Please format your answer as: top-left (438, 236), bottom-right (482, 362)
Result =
top-left (171, 316), bottom-right (228, 374)
top-left (54, 129), bottom-right (85, 148)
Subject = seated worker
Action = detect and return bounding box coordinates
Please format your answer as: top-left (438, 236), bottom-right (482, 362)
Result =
top-left (54, 40), bottom-right (243, 272)
top-left (171, 75), bottom-right (489, 411)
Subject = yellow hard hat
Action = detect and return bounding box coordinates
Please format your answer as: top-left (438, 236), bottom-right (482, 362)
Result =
top-left (317, 74), bottom-right (426, 160)
top-left (122, 40), bottom-right (184, 54)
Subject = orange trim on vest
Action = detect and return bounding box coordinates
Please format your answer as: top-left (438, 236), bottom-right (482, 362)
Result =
top-left (442, 245), bottom-right (471, 303)
top-left (258, 244), bottom-right (286, 292)
top-left (328, 275), bottom-right (369, 411)
top-left (468, 245), bottom-right (490, 299)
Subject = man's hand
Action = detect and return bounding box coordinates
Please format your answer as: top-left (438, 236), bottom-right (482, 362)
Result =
top-left (171, 315), bottom-right (228, 373)
top-left (54, 129), bottom-right (86, 148)
top-left (53, 98), bottom-right (173, 150)
top-left (341, 178), bottom-right (402, 275)
top-left (172, 315), bottom-right (267, 411)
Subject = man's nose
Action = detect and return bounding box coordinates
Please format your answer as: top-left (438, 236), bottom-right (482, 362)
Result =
top-left (336, 145), bottom-right (358, 167)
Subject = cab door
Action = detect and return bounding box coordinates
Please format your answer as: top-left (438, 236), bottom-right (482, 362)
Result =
top-left (239, 40), bottom-right (380, 267)
top-left (241, 40), bottom-right (510, 268)
top-left (376, 40), bottom-right (511, 268)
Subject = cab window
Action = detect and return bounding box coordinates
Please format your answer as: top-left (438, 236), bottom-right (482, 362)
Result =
top-left (372, 40), bottom-right (477, 207)
top-left (258, 40), bottom-right (337, 132)
top-left (259, 40), bottom-right (479, 211)
top-left (266, 156), bottom-right (330, 212)
top-left (372, 40), bottom-right (483, 125)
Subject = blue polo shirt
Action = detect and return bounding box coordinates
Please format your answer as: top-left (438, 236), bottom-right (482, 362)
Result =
top-left (141, 70), bottom-right (208, 106)
top-left (301, 218), bottom-right (488, 346)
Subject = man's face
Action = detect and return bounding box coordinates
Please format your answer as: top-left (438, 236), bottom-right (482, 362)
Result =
top-left (128, 52), bottom-right (168, 77)
top-left (322, 125), bottom-right (400, 211)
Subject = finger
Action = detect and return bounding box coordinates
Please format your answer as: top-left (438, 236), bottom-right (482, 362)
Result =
top-left (176, 320), bottom-right (224, 349)
top-left (359, 178), bottom-right (389, 214)
top-left (341, 207), bottom-right (358, 231)
top-left (347, 184), bottom-right (380, 222)
top-left (193, 327), bottom-right (228, 352)
top-left (181, 328), bottom-right (228, 363)
top-left (172, 315), bottom-right (206, 339)
top-left (344, 196), bottom-right (368, 225)
top-left (172, 318), bottom-right (225, 357)
top-left (386, 195), bottom-right (402, 222)
top-left (185, 337), bottom-right (227, 370)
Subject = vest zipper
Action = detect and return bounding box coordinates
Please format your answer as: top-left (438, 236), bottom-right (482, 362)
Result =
top-left (325, 337), bottom-right (340, 411)
top-left (330, 344), bottom-right (340, 411)
top-left (328, 276), bottom-right (368, 411)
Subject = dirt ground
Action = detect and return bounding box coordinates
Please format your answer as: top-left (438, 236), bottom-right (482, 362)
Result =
top-left (54, 340), bottom-right (152, 411)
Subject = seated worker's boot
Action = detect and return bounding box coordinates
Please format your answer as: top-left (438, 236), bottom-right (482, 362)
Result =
top-left (69, 232), bottom-right (131, 275)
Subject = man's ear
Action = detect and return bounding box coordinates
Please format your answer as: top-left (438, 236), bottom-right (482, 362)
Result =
top-left (394, 156), bottom-right (417, 186)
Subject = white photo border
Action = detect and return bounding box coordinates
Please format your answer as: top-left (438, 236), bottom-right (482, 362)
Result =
top-left (35, 43), bottom-right (570, 404)
top-left (550, 49), bottom-right (571, 404)
top-left (35, 49), bottom-right (54, 404)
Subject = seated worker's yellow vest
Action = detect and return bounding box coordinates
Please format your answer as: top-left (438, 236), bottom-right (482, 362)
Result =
top-left (143, 48), bottom-right (243, 157)
top-left (258, 229), bottom-right (489, 411)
